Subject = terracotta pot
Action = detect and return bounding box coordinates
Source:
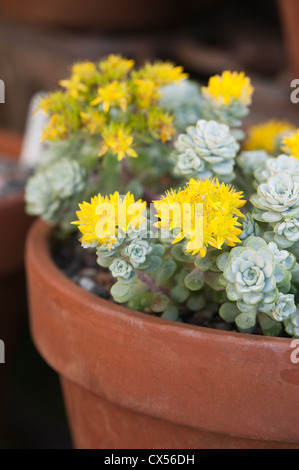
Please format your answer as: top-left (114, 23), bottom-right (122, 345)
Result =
top-left (26, 219), bottom-right (299, 449)
top-left (278, 0), bottom-right (299, 78)
top-left (0, 129), bottom-right (32, 404)
top-left (0, 0), bottom-right (198, 31)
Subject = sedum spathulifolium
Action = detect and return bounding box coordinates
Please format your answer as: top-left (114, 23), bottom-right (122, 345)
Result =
top-left (25, 57), bottom-right (299, 338)
top-left (25, 60), bottom-right (254, 233)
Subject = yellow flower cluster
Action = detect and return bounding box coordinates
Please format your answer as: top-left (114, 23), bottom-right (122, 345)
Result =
top-left (72, 191), bottom-right (146, 249)
top-left (282, 129), bottom-right (299, 159)
top-left (244, 119), bottom-right (296, 154)
top-left (154, 178), bottom-right (246, 257)
top-left (202, 71), bottom-right (253, 106)
top-left (147, 108), bottom-right (175, 143)
top-left (39, 55), bottom-right (188, 159)
top-left (99, 124), bottom-right (138, 161)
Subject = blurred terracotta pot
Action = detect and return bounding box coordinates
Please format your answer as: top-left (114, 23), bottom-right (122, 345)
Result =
top-left (0, 129), bottom-right (32, 403)
top-left (26, 219), bottom-right (299, 449)
top-left (278, 0), bottom-right (299, 78)
top-left (0, 0), bottom-right (198, 31)
top-left (0, 128), bottom-right (32, 277)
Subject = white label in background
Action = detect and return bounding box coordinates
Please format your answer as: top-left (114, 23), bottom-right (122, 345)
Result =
top-left (0, 340), bottom-right (4, 364)
top-left (20, 91), bottom-right (49, 169)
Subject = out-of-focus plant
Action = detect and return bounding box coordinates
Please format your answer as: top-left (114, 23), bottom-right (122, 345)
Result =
top-left (25, 56), bottom-right (189, 229)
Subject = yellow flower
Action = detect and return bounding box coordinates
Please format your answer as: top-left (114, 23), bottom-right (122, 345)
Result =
top-left (148, 109), bottom-right (175, 143)
top-left (72, 191), bottom-right (146, 248)
top-left (99, 124), bottom-right (138, 161)
top-left (59, 77), bottom-right (88, 99)
top-left (99, 54), bottom-right (135, 80)
top-left (154, 178), bottom-right (245, 256)
top-left (72, 61), bottom-right (98, 81)
top-left (282, 130), bottom-right (299, 159)
top-left (133, 78), bottom-right (161, 108)
top-left (80, 109), bottom-right (106, 135)
top-left (91, 81), bottom-right (130, 112)
top-left (202, 71), bottom-right (254, 106)
top-left (41, 114), bottom-right (68, 141)
top-left (244, 119), bottom-right (296, 153)
top-left (135, 61), bottom-right (188, 86)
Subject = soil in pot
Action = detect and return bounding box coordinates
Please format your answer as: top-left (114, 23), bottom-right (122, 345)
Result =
top-left (26, 220), bottom-right (299, 449)
top-left (53, 233), bottom-right (281, 336)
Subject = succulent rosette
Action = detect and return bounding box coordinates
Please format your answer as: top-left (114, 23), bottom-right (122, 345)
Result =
top-left (267, 293), bottom-right (297, 322)
top-left (237, 150), bottom-right (269, 175)
top-left (251, 172), bottom-right (299, 223)
top-left (284, 312), bottom-right (299, 337)
top-left (173, 119), bottom-right (239, 182)
top-left (239, 213), bottom-right (261, 242)
top-left (25, 158), bottom-right (87, 224)
top-left (217, 237), bottom-right (290, 314)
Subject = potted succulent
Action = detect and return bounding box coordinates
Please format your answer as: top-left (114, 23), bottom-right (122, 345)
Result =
top-left (25, 57), bottom-right (299, 449)
top-left (0, 128), bottom-right (32, 402)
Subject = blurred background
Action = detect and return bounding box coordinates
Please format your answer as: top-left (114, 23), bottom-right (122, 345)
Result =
top-left (0, 0), bottom-right (298, 449)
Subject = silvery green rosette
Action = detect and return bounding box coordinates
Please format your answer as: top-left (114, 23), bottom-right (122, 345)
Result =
top-left (172, 119), bottom-right (240, 183)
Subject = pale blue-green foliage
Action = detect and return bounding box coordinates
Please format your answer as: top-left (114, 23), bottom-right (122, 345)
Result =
top-left (123, 240), bottom-right (152, 268)
top-left (159, 79), bottom-right (202, 131)
top-left (238, 150), bottom-right (269, 175)
top-left (284, 312), bottom-right (299, 338)
top-left (25, 157), bottom-right (87, 224)
top-left (267, 241), bottom-right (296, 271)
top-left (217, 237), bottom-right (290, 314)
top-left (272, 217), bottom-right (299, 248)
top-left (239, 213), bottom-right (261, 242)
top-left (109, 257), bottom-right (135, 281)
top-left (251, 172), bottom-right (299, 223)
top-left (254, 154), bottom-right (299, 187)
top-left (267, 292), bottom-right (296, 322)
top-left (200, 93), bottom-right (250, 128)
top-left (172, 119), bottom-right (239, 182)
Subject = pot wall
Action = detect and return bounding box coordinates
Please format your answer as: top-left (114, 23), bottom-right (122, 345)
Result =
top-left (26, 220), bottom-right (299, 449)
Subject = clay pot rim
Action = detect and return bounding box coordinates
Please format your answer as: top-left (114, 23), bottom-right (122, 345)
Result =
top-left (27, 219), bottom-right (299, 443)
top-left (28, 218), bottom-right (294, 348)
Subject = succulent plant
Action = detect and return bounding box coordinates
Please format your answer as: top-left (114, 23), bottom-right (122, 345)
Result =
top-left (239, 213), bottom-right (261, 241)
top-left (251, 172), bottom-right (299, 223)
top-left (159, 79), bottom-right (202, 131)
top-left (109, 257), bottom-right (135, 281)
top-left (173, 119), bottom-right (240, 182)
top-left (217, 237), bottom-right (290, 314)
top-left (267, 292), bottom-right (297, 322)
top-left (284, 312), bottom-right (299, 338)
top-left (270, 216), bottom-right (299, 248)
top-left (201, 93), bottom-right (250, 129)
top-left (237, 150), bottom-right (269, 175)
top-left (267, 242), bottom-right (296, 271)
top-left (123, 239), bottom-right (152, 268)
top-left (253, 154), bottom-right (299, 188)
top-left (173, 148), bottom-right (206, 177)
top-left (25, 158), bottom-right (87, 224)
